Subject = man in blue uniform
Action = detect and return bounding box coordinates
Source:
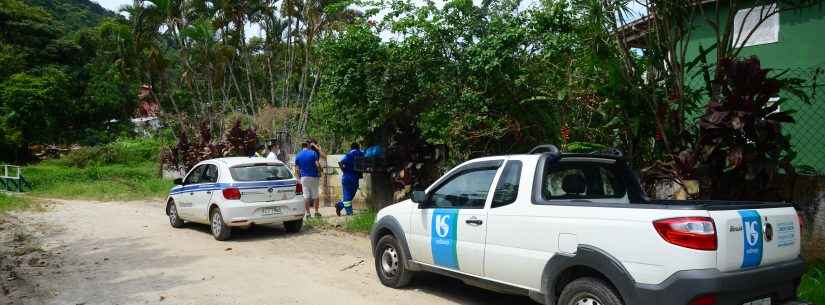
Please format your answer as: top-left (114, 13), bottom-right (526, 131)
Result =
top-left (336, 142), bottom-right (363, 216)
top-left (295, 140), bottom-right (325, 218)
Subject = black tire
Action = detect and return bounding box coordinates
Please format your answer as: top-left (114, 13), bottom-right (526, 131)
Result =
top-left (558, 277), bottom-right (623, 305)
top-left (374, 234), bottom-right (414, 288)
top-left (284, 219), bottom-right (303, 233)
top-left (167, 200), bottom-right (185, 228)
top-left (210, 208), bottom-right (232, 241)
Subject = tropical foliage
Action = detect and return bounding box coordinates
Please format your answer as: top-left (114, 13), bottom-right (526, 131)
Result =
top-left (0, 0), bottom-right (138, 161)
top-left (3, 0), bottom-right (822, 201)
top-left (315, 0), bottom-right (628, 163)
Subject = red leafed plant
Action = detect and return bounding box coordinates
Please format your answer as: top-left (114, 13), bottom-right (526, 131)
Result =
top-left (161, 119), bottom-right (257, 172)
top-left (696, 57), bottom-right (809, 200)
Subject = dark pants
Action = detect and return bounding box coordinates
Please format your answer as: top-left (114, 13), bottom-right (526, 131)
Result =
top-left (336, 176), bottom-right (359, 215)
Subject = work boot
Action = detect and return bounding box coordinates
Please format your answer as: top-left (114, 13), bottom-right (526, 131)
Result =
top-left (335, 201), bottom-right (343, 216)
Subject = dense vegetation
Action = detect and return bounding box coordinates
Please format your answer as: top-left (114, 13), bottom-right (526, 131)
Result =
top-left (0, 0), bottom-right (138, 161)
top-left (2, 0), bottom-right (822, 194)
top-left (23, 0), bottom-right (116, 33)
top-left (315, 0), bottom-right (618, 160)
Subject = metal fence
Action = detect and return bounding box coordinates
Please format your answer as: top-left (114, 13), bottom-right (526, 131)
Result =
top-left (781, 65), bottom-right (825, 174)
top-left (0, 164), bottom-right (32, 192)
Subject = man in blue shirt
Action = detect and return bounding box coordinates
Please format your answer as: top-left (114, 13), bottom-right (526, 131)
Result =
top-left (294, 140), bottom-right (325, 218)
top-left (336, 142), bottom-right (364, 216)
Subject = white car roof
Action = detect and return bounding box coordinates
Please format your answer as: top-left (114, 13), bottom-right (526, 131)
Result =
top-left (206, 157), bottom-right (285, 167)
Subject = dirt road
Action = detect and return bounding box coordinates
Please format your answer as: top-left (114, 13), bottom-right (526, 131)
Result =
top-left (0, 199), bottom-right (534, 305)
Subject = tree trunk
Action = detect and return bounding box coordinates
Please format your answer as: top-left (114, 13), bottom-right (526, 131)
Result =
top-left (267, 52), bottom-right (276, 107)
top-left (228, 63), bottom-right (250, 115)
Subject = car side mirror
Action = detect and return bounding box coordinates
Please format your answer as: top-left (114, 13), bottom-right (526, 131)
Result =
top-left (411, 190), bottom-right (427, 206)
top-left (173, 178), bottom-right (184, 185)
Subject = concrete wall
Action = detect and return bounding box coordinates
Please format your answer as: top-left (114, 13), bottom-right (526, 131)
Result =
top-left (316, 155), bottom-right (371, 209)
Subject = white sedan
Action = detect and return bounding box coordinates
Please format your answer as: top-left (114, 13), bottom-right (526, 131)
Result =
top-left (165, 157), bottom-right (306, 240)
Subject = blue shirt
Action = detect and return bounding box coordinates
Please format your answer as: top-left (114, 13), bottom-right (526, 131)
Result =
top-left (340, 149), bottom-right (363, 180)
top-left (295, 148), bottom-right (320, 177)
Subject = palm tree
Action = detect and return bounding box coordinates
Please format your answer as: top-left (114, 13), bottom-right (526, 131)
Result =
top-left (251, 0), bottom-right (290, 107)
top-left (213, 0), bottom-right (260, 116)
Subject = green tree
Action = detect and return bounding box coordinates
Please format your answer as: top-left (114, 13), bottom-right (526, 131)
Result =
top-left (0, 67), bottom-right (72, 146)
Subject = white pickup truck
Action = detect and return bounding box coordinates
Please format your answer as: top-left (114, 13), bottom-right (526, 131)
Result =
top-left (370, 146), bottom-right (808, 305)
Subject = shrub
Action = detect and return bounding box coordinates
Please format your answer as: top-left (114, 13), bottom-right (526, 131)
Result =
top-left (56, 137), bottom-right (163, 167)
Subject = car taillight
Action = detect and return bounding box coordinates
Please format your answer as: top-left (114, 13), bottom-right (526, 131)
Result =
top-left (653, 217), bottom-right (717, 251)
top-left (797, 211), bottom-right (806, 235)
top-left (295, 183), bottom-right (303, 195)
top-left (689, 294), bottom-right (716, 305)
top-left (222, 188), bottom-right (241, 200)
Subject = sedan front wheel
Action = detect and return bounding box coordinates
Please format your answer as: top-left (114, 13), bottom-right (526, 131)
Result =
top-left (167, 200), bottom-right (185, 228)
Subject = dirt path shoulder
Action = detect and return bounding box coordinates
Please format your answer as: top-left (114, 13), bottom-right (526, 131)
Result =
top-left (1, 199), bottom-right (533, 305)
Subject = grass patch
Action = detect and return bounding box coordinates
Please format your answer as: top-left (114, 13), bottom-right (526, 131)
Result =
top-left (344, 210), bottom-right (377, 233)
top-left (800, 260), bottom-right (824, 304)
top-left (0, 192), bottom-right (37, 213)
top-left (304, 215), bottom-right (329, 230)
top-left (23, 138), bottom-right (174, 201)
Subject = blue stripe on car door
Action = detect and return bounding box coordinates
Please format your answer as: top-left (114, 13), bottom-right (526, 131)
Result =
top-left (739, 210), bottom-right (763, 268)
top-left (431, 208), bottom-right (460, 269)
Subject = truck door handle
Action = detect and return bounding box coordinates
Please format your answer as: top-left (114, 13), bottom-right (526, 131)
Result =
top-left (206, 191), bottom-right (212, 194)
top-left (465, 219), bottom-right (483, 226)
top-left (189, 192), bottom-right (194, 195)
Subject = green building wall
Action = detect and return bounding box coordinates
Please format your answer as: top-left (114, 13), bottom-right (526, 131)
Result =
top-left (683, 4), bottom-right (825, 171)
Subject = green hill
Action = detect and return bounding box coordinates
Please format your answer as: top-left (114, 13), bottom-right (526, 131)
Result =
top-left (23, 0), bottom-right (117, 33)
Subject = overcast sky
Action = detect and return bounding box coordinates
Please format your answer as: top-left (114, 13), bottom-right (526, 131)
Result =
top-left (94, 0), bottom-right (129, 12)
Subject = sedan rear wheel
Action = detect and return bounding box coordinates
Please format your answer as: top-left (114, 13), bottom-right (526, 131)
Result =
top-left (284, 219), bottom-right (303, 233)
top-left (210, 208), bottom-right (231, 241)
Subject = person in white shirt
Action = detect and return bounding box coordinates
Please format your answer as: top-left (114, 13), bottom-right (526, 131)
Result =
top-left (266, 141), bottom-right (287, 163)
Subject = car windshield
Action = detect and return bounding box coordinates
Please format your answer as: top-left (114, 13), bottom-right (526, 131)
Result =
top-left (229, 163), bottom-right (293, 182)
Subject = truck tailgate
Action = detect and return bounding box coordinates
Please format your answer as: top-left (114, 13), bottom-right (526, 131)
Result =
top-left (709, 206), bottom-right (801, 272)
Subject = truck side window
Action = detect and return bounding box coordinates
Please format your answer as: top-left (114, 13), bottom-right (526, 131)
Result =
top-left (429, 168), bottom-right (497, 209)
top-left (492, 161), bottom-right (522, 208)
top-left (184, 165), bottom-right (206, 185)
top-left (542, 162), bottom-right (626, 200)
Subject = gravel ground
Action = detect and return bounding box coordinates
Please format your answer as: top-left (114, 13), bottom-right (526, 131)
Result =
top-left (0, 199), bottom-right (534, 305)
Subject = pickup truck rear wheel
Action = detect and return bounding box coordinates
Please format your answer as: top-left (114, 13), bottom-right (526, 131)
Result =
top-left (167, 200), bottom-right (185, 228)
top-left (375, 235), bottom-right (413, 288)
top-left (558, 277), bottom-right (622, 305)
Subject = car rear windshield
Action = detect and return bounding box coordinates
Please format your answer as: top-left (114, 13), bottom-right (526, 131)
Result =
top-left (229, 163), bottom-right (294, 182)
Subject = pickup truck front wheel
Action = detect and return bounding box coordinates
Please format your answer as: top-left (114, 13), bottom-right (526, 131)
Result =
top-left (375, 234), bottom-right (413, 288)
top-left (558, 277), bottom-right (623, 305)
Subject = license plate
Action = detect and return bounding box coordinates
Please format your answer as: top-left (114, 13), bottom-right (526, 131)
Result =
top-left (743, 297), bottom-right (770, 305)
top-left (262, 207), bottom-right (281, 216)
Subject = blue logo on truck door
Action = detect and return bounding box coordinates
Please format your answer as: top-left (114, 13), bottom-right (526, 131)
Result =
top-left (431, 209), bottom-right (459, 269)
top-left (739, 210), bottom-right (763, 268)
